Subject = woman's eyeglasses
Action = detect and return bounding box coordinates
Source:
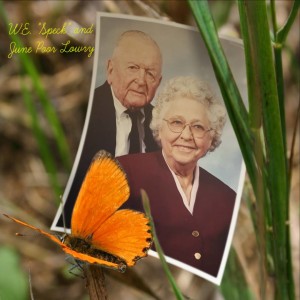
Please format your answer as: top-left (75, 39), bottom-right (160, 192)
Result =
top-left (163, 118), bottom-right (212, 138)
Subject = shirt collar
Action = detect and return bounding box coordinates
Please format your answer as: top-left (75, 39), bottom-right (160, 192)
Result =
top-left (111, 86), bottom-right (127, 119)
top-left (162, 150), bottom-right (200, 214)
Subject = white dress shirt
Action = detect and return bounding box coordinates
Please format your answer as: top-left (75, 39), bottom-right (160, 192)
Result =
top-left (112, 87), bottom-right (146, 157)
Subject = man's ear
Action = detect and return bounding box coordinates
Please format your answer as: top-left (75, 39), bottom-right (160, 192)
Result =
top-left (155, 75), bottom-right (162, 90)
top-left (158, 75), bottom-right (162, 87)
top-left (106, 59), bottom-right (113, 84)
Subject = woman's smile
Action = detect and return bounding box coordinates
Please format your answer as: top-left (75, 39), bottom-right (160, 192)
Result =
top-left (173, 144), bottom-right (197, 152)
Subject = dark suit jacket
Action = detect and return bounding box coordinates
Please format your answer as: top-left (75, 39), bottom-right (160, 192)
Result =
top-left (59, 81), bottom-right (159, 228)
top-left (118, 151), bottom-right (236, 277)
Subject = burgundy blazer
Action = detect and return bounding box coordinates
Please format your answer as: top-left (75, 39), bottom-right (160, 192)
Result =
top-left (118, 151), bottom-right (236, 277)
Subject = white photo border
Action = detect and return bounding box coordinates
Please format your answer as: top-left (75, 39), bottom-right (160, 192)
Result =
top-left (52, 12), bottom-right (247, 286)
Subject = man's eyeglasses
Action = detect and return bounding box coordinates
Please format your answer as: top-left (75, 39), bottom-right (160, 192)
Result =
top-left (163, 118), bottom-right (212, 138)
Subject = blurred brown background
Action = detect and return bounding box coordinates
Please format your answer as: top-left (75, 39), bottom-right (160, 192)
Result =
top-left (0, 1), bottom-right (298, 299)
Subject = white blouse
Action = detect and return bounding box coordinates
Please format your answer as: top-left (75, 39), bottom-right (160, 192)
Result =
top-left (162, 150), bottom-right (199, 215)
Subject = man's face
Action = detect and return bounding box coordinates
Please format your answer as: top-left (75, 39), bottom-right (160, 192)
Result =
top-left (107, 36), bottom-right (162, 109)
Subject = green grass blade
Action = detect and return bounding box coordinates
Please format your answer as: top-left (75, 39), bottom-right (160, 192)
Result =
top-left (220, 249), bottom-right (254, 300)
top-left (270, 0), bottom-right (287, 165)
top-left (141, 190), bottom-right (185, 300)
top-left (0, 0), bottom-right (71, 171)
top-left (237, 3), bottom-right (272, 296)
top-left (210, 0), bottom-right (234, 29)
top-left (237, 10), bottom-right (275, 288)
top-left (188, 0), bottom-right (296, 298)
top-left (21, 77), bottom-right (62, 200)
top-left (285, 101), bottom-right (299, 300)
top-left (237, 1), bottom-right (261, 130)
top-left (237, 1), bottom-right (292, 299)
top-left (0, 247), bottom-right (29, 300)
top-left (271, 0), bottom-right (300, 182)
top-left (277, 0), bottom-right (300, 44)
top-left (187, 0), bottom-right (257, 192)
top-left (273, 46), bottom-right (286, 155)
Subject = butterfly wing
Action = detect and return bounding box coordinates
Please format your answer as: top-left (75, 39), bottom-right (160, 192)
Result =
top-left (70, 150), bottom-right (152, 267)
top-left (71, 150), bottom-right (130, 239)
top-left (3, 214), bottom-right (124, 270)
top-left (90, 209), bottom-right (152, 267)
top-left (5, 150), bottom-right (151, 270)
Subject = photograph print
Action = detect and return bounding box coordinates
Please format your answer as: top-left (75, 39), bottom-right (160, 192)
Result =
top-left (52, 12), bottom-right (246, 285)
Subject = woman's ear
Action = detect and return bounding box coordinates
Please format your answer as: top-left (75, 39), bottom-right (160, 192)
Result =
top-left (208, 134), bottom-right (219, 153)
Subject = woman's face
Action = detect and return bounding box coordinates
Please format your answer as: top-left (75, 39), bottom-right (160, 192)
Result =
top-left (159, 96), bottom-right (213, 170)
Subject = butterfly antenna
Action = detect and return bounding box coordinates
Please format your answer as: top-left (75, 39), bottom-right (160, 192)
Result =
top-left (16, 232), bottom-right (40, 238)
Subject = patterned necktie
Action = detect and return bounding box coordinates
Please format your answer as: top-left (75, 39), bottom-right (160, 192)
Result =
top-left (126, 109), bottom-right (141, 154)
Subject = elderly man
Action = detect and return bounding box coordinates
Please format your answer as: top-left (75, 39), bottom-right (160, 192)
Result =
top-left (96, 30), bottom-right (162, 155)
top-left (57, 30), bottom-right (162, 228)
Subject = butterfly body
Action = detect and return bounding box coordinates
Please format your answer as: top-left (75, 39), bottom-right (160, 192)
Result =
top-left (63, 235), bottom-right (127, 272)
top-left (3, 150), bottom-right (152, 272)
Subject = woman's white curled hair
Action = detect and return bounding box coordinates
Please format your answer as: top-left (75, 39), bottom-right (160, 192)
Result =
top-left (150, 76), bottom-right (227, 152)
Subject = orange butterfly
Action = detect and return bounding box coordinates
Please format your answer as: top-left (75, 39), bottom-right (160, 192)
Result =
top-left (3, 150), bottom-right (152, 272)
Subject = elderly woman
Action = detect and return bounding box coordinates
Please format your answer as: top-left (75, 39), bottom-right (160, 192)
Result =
top-left (118, 76), bottom-right (236, 277)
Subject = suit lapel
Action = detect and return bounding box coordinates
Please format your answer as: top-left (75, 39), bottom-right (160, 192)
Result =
top-left (144, 105), bottom-right (159, 152)
top-left (94, 81), bottom-right (117, 154)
